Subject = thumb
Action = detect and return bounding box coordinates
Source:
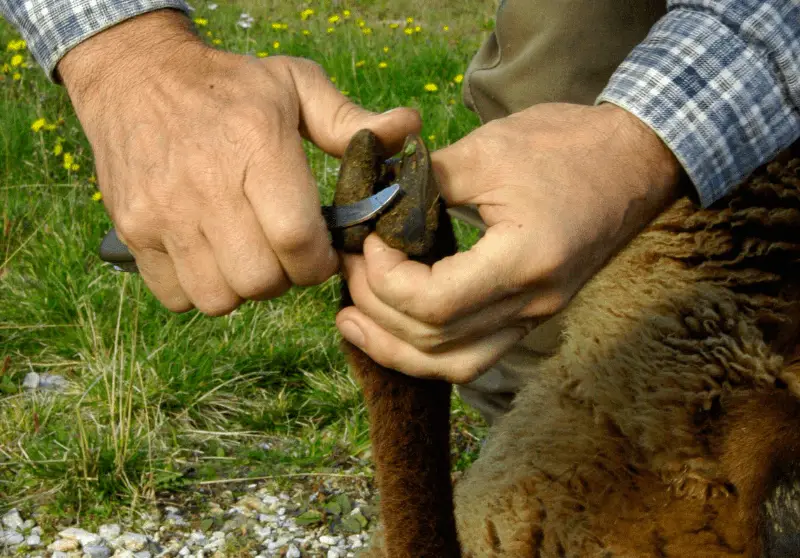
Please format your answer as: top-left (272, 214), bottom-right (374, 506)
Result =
top-left (288, 58), bottom-right (421, 157)
top-left (430, 132), bottom-right (483, 207)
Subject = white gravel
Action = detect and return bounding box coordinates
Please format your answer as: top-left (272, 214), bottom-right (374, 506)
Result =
top-left (0, 478), bottom-right (377, 557)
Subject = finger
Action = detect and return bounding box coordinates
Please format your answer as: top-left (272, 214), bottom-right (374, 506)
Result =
top-left (361, 230), bottom-right (545, 325)
top-left (343, 250), bottom-right (536, 351)
top-left (287, 58), bottom-right (421, 156)
top-left (336, 306), bottom-right (530, 384)
top-left (245, 129), bottom-right (339, 286)
top-left (163, 229), bottom-right (242, 316)
top-left (134, 247), bottom-right (193, 312)
top-left (430, 131), bottom-right (491, 207)
top-left (201, 198), bottom-right (290, 300)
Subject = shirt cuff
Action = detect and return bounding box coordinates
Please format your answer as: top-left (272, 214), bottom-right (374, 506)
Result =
top-left (597, 8), bottom-right (800, 207)
top-left (1, 0), bottom-right (191, 81)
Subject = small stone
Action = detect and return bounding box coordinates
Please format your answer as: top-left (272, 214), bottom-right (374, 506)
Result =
top-left (0, 530), bottom-right (24, 545)
top-left (49, 538), bottom-right (80, 552)
top-left (30, 526), bottom-right (42, 536)
top-left (188, 531), bottom-right (207, 546)
top-left (21, 519), bottom-right (35, 530)
top-left (238, 496), bottom-right (268, 514)
top-left (99, 524), bottom-right (121, 540)
top-left (60, 527), bottom-right (102, 546)
top-left (119, 533), bottom-right (149, 552)
top-left (1, 509), bottom-right (24, 530)
top-left (319, 535), bottom-right (339, 546)
top-left (210, 531), bottom-right (225, 540)
top-left (112, 550), bottom-right (135, 558)
top-left (327, 549), bottom-right (343, 558)
top-left (133, 551), bottom-right (151, 558)
top-left (83, 544), bottom-right (112, 558)
top-left (285, 544), bottom-right (301, 558)
top-left (38, 372), bottom-right (68, 390)
top-left (22, 372), bottom-right (40, 389)
top-left (51, 552), bottom-right (69, 558)
top-left (26, 533), bottom-right (41, 547)
top-left (178, 546), bottom-right (191, 556)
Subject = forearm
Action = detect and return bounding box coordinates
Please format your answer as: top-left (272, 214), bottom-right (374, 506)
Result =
top-left (0, 0), bottom-right (191, 80)
top-left (597, 0), bottom-right (800, 206)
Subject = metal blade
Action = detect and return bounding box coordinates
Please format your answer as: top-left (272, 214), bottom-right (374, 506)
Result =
top-left (322, 183), bottom-right (402, 229)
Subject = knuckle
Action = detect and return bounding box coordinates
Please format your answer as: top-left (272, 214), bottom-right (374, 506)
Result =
top-left (194, 294), bottom-right (241, 317)
top-left (270, 220), bottom-right (319, 256)
top-left (415, 328), bottom-right (448, 352)
top-left (234, 269), bottom-right (289, 300)
top-left (413, 299), bottom-right (456, 326)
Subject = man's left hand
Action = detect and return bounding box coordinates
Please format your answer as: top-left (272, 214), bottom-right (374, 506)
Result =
top-left (336, 103), bottom-right (683, 383)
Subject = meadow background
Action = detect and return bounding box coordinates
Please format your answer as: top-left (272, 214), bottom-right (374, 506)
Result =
top-left (1, 0), bottom-right (495, 529)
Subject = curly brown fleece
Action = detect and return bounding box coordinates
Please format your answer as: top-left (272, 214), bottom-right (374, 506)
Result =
top-left (361, 145), bottom-right (800, 558)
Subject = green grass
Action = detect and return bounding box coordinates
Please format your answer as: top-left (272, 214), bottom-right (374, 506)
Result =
top-left (0, 0), bottom-right (490, 522)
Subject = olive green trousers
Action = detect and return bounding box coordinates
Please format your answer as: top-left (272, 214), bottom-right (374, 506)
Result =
top-left (455, 0), bottom-right (666, 423)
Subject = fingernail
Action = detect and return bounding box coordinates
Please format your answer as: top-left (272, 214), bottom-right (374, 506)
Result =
top-left (339, 320), bottom-right (365, 347)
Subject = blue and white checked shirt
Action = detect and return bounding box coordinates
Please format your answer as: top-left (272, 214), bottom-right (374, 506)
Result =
top-left (1, 0), bottom-right (798, 206)
top-left (598, 1), bottom-right (800, 207)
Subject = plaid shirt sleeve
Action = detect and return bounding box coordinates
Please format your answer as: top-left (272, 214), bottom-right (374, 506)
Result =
top-left (597, 0), bottom-right (800, 207)
top-left (0, 0), bottom-right (191, 80)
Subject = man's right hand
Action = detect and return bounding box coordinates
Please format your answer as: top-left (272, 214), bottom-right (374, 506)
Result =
top-left (57, 9), bottom-right (421, 315)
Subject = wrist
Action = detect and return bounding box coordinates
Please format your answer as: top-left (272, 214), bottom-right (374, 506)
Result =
top-left (598, 102), bottom-right (684, 205)
top-left (57, 9), bottom-right (205, 106)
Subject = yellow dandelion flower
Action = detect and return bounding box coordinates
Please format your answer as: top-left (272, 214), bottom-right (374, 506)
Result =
top-left (362, 27), bottom-right (372, 35)
top-left (383, 46), bottom-right (389, 53)
top-left (212, 38), bottom-right (222, 45)
top-left (448, 99), bottom-right (456, 105)
top-left (71, 164), bottom-right (80, 172)
top-left (389, 22), bottom-right (399, 29)
top-left (45, 122), bottom-right (57, 131)
top-left (330, 76), bottom-right (337, 83)
top-left (6, 39), bottom-right (26, 51)
top-left (53, 143), bottom-right (63, 156)
top-left (11, 54), bottom-right (23, 67)
top-left (454, 74), bottom-right (464, 84)
top-left (343, 10), bottom-right (351, 18)
top-left (328, 14), bottom-right (340, 23)
top-left (92, 191), bottom-right (103, 201)
top-left (424, 83), bottom-right (439, 92)
top-left (12, 72), bottom-right (20, 80)
top-left (271, 22), bottom-right (285, 30)
top-left (63, 153), bottom-right (74, 170)
top-left (443, 25), bottom-right (450, 31)
top-left (302, 29), bottom-right (311, 36)
top-left (30, 118), bottom-right (46, 132)
top-left (256, 51), bottom-right (269, 58)
top-left (1, 63), bottom-right (9, 73)
top-left (327, 27), bottom-right (335, 34)
top-left (89, 175), bottom-right (96, 184)
top-left (378, 61), bottom-right (388, 69)
top-left (206, 31), bottom-right (213, 37)
top-left (406, 17), bottom-right (414, 23)
top-left (355, 60), bottom-right (366, 68)
top-left (300, 8), bottom-right (314, 20)
top-left (357, 19), bottom-right (366, 27)
top-left (273, 41), bottom-right (280, 49)
top-left (428, 134), bottom-right (436, 142)
top-left (415, 25), bottom-right (422, 32)
top-left (404, 27), bottom-right (413, 35)
top-left (193, 17), bottom-right (208, 27)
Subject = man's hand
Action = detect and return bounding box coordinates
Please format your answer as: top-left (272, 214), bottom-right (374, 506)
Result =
top-left (57, 9), bottom-right (420, 315)
top-left (336, 103), bottom-right (683, 383)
